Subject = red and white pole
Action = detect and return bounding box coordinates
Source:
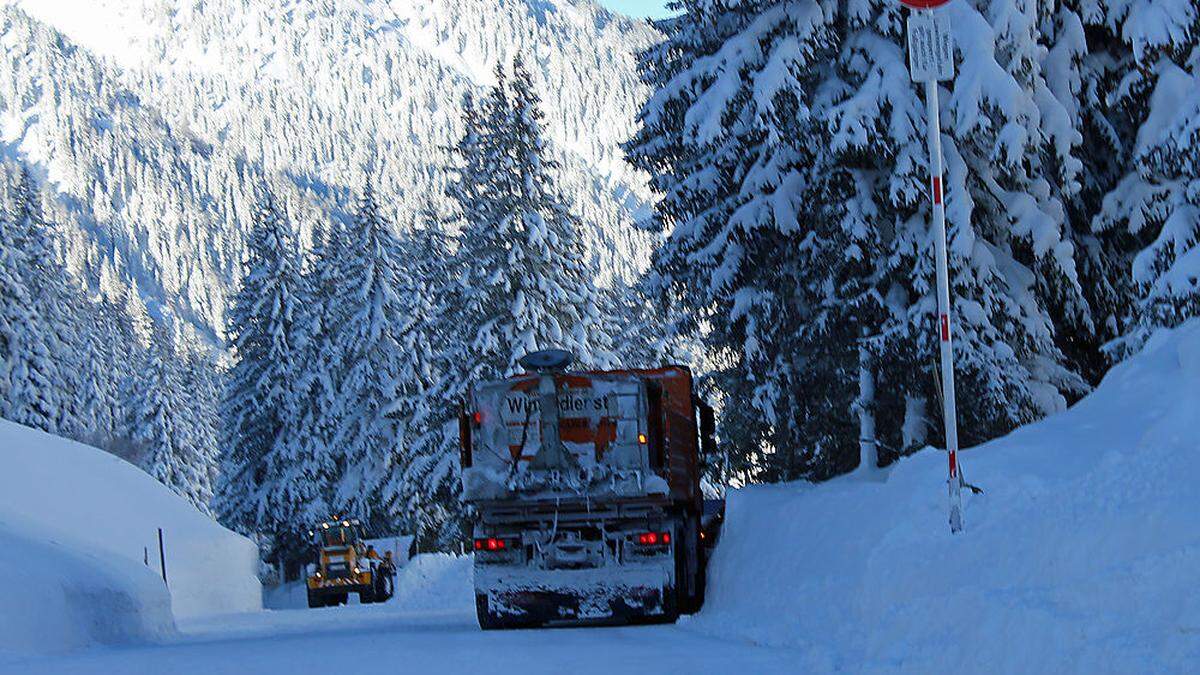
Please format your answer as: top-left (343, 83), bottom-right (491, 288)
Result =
top-left (920, 20), bottom-right (963, 533)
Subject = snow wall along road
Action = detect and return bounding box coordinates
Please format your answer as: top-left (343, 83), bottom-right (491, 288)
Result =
top-left (0, 420), bottom-right (261, 656)
top-left (691, 320), bottom-right (1200, 673)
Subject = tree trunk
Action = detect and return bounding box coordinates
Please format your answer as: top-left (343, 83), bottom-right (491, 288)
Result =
top-left (856, 346), bottom-right (878, 474)
top-left (903, 394), bottom-right (928, 452)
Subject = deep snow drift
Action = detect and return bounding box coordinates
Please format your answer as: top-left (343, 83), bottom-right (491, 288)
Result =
top-left (385, 553), bottom-right (474, 612)
top-left (691, 320), bottom-right (1200, 672)
top-left (0, 520), bottom-right (174, 658)
top-left (0, 420), bottom-right (260, 656)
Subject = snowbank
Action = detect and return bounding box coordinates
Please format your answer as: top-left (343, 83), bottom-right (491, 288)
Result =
top-left (0, 521), bottom-right (175, 657)
top-left (261, 580), bottom-right (308, 610)
top-left (0, 421), bottom-right (260, 631)
top-left (388, 553), bottom-right (474, 612)
top-left (692, 320), bottom-right (1200, 673)
top-left (364, 534), bottom-right (415, 565)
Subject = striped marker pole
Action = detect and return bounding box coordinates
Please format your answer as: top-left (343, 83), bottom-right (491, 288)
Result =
top-left (923, 59), bottom-right (964, 534)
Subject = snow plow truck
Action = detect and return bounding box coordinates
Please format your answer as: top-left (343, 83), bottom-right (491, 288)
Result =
top-left (460, 350), bottom-right (719, 629)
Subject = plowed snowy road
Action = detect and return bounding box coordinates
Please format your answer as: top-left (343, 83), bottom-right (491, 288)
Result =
top-left (2, 605), bottom-right (802, 675)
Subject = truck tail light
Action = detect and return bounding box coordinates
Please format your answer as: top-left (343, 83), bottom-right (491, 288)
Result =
top-left (474, 537), bottom-right (508, 551)
top-left (635, 531), bottom-right (671, 546)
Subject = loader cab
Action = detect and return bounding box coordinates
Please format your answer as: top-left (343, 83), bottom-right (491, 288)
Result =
top-left (312, 519), bottom-right (365, 549)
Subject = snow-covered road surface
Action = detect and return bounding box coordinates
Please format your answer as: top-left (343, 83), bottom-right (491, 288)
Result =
top-left (2, 604), bottom-right (802, 675)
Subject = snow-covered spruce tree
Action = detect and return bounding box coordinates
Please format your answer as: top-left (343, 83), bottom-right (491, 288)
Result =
top-left (124, 283), bottom-right (155, 350)
top-left (72, 299), bottom-right (123, 449)
top-left (0, 208), bottom-right (51, 426)
top-left (411, 58), bottom-right (615, 546)
top-left (97, 297), bottom-right (142, 454)
top-left (328, 181), bottom-right (412, 533)
top-left (1031, 1), bottom-right (1126, 385)
top-left (605, 276), bottom-right (684, 369)
top-left (447, 56), bottom-right (613, 389)
top-left (444, 90), bottom-right (488, 241)
top-left (627, 1), bottom-right (886, 481)
top-left (117, 288), bottom-right (155, 466)
top-left (177, 338), bottom-right (222, 513)
top-left (286, 217), bottom-right (346, 531)
top-left (4, 166), bottom-right (143, 449)
top-left (383, 220), bottom-right (459, 551)
top-left (2, 167), bottom-right (82, 436)
top-left (129, 322), bottom-right (211, 509)
top-left (1089, 2), bottom-right (1199, 355)
top-left (217, 187), bottom-right (306, 557)
top-left (901, 0), bottom-right (1091, 441)
top-left (627, 0), bottom-right (1091, 481)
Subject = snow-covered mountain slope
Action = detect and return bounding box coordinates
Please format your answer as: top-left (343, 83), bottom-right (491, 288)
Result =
top-left (0, 420), bottom-right (261, 626)
top-left (5, 0), bottom-right (651, 165)
top-left (0, 0), bottom-right (658, 338)
top-left (692, 320), bottom-right (1200, 672)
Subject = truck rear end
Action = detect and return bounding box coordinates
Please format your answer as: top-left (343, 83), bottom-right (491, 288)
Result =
top-left (460, 352), bottom-right (716, 629)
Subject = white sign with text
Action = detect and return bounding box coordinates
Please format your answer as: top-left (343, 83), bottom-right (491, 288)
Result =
top-left (907, 11), bottom-right (955, 83)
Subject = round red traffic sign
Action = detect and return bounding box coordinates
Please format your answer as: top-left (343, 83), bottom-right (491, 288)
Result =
top-left (899, 0), bottom-right (953, 8)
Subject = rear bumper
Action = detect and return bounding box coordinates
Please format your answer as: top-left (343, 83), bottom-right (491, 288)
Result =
top-left (474, 562), bottom-right (673, 626)
top-left (307, 580), bottom-right (370, 595)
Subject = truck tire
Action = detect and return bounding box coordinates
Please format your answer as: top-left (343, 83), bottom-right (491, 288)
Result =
top-left (662, 518), bottom-right (684, 622)
top-left (694, 534), bottom-right (708, 612)
top-left (683, 511), bottom-right (705, 614)
top-left (476, 594), bottom-right (501, 630)
top-left (306, 590), bottom-right (323, 609)
top-left (662, 580), bottom-right (679, 623)
top-left (359, 586), bottom-right (376, 605)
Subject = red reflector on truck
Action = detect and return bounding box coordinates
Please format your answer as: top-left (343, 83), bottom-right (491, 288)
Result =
top-left (636, 531), bottom-right (670, 546)
top-left (474, 537), bottom-right (507, 551)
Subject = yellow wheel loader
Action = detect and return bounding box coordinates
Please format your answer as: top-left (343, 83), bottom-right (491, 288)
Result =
top-left (305, 518), bottom-right (396, 608)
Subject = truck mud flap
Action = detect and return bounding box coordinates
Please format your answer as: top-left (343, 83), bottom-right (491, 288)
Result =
top-left (474, 567), bottom-right (675, 628)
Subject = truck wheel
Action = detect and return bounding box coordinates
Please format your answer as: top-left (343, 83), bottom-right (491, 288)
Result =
top-left (684, 512), bottom-right (705, 614)
top-left (694, 514), bottom-right (708, 612)
top-left (665, 512), bottom-right (707, 617)
top-left (663, 522), bottom-right (684, 622)
top-left (360, 586), bottom-right (376, 605)
top-left (475, 594), bottom-right (501, 630)
top-left (661, 580), bottom-right (679, 624)
top-left (306, 590), bottom-right (323, 609)
top-left (332, 592), bottom-right (348, 606)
